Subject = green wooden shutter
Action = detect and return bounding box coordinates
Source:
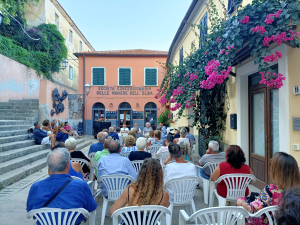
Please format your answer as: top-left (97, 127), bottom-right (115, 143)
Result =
top-left (145, 69), bottom-right (157, 85)
top-left (93, 68), bottom-right (105, 85)
top-left (119, 68), bottom-right (131, 85)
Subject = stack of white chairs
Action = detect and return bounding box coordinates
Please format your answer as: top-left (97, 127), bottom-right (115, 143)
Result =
top-left (111, 205), bottom-right (171, 225)
top-left (196, 162), bottom-right (219, 205)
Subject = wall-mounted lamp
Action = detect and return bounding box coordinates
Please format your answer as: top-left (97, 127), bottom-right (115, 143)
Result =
top-left (110, 103), bottom-right (113, 107)
top-left (59, 59), bottom-right (68, 70)
top-left (136, 103), bottom-right (139, 107)
top-left (84, 82), bottom-right (91, 96)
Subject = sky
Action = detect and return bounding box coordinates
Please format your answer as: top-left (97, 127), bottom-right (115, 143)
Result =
top-left (58, 0), bottom-right (192, 51)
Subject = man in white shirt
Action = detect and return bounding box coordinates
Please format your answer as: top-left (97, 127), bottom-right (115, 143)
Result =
top-left (164, 143), bottom-right (197, 203)
top-left (120, 123), bottom-right (129, 134)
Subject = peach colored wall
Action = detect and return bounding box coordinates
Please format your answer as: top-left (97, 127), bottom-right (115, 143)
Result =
top-left (0, 54), bottom-right (40, 102)
top-left (39, 79), bottom-right (77, 119)
top-left (78, 55), bottom-right (167, 120)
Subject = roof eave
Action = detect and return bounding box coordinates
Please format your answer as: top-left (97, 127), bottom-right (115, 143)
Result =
top-left (74, 53), bottom-right (168, 58)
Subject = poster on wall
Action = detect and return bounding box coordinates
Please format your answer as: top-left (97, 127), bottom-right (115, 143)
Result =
top-left (106, 111), bottom-right (117, 119)
top-left (133, 111), bottom-right (143, 119)
top-left (120, 114), bottom-right (124, 120)
top-left (126, 114), bottom-right (131, 121)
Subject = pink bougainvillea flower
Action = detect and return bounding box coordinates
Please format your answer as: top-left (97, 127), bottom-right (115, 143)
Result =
top-left (225, 52), bottom-right (229, 55)
top-left (227, 46), bottom-right (231, 50)
top-left (205, 52), bottom-right (208, 55)
top-left (231, 45), bottom-right (234, 49)
top-left (265, 9), bottom-right (282, 25)
top-left (264, 51), bottom-right (283, 63)
top-left (178, 74), bottom-right (180, 77)
top-left (252, 26), bottom-right (267, 35)
top-left (241, 15), bottom-right (250, 24)
top-left (259, 72), bottom-right (285, 89)
top-left (188, 125), bottom-right (190, 127)
top-left (217, 36), bottom-right (221, 42)
top-left (220, 49), bottom-right (225, 54)
top-left (168, 114), bottom-right (172, 119)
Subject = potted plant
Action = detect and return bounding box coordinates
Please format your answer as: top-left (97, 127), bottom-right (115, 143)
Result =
top-left (157, 110), bottom-right (173, 127)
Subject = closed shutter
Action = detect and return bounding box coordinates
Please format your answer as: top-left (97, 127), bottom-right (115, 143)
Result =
top-left (179, 47), bottom-right (183, 64)
top-left (119, 68), bottom-right (131, 85)
top-left (93, 68), bottom-right (105, 85)
top-left (199, 13), bottom-right (207, 48)
top-left (145, 69), bottom-right (157, 86)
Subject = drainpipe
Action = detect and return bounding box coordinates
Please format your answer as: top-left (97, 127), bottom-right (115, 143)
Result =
top-left (82, 54), bottom-right (86, 135)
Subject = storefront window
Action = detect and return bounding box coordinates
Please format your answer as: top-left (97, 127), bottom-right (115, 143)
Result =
top-left (93, 102), bottom-right (105, 120)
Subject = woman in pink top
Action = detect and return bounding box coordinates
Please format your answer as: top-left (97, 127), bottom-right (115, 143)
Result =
top-left (64, 122), bottom-right (82, 138)
top-left (211, 145), bottom-right (254, 205)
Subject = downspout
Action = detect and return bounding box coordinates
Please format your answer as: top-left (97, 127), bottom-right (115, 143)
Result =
top-left (83, 54), bottom-right (86, 135)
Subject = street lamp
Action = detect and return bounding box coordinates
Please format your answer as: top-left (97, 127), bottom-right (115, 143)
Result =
top-left (0, 10), bottom-right (4, 26)
top-left (59, 59), bottom-right (68, 70)
top-left (84, 82), bottom-right (91, 96)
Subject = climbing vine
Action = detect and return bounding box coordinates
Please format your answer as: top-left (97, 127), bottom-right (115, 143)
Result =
top-left (157, 0), bottom-right (300, 150)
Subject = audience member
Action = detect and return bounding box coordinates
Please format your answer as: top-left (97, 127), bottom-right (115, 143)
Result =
top-left (164, 143), bottom-right (196, 202)
top-left (156, 134), bottom-right (173, 165)
top-left (116, 128), bottom-right (124, 144)
top-left (41, 119), bottom-right (57, 136)
top-left (121, 123), bottom-right (129, 134)
top-left (113, 125), bottom-right (117, 132)
top-left (97, 140), bottom-right (138, 197)
top-left (237, 152), bottom-right (300, 224)
top-left (179, 142), bottom-right (193, 162)
top-left (147, 130), bottom-right (155, 143)
top-left (131, 123), bottom-right (142, 133)
top-left (102, 129), bottom-right (109, 133)
top-left (129, 137), bottom-right (151, 161)
top-left (121, 135), bottom-right (138, 154)
top-left (64, 122), bottom-right (82, 138)
top-left (27, 148), bottom-right (97, 225)
top-left (65, 138), bottom-right (91, 174)
top-left (134, 128), bottom-right (143, 138)
top-left (93, 138), bottom-right (112, 176)
top-left (173, 127), bottom-right (181, 139)
top-left (159, 122), bottom-right (167, 135)
top-left (174, 128), bottom-right (191, 147)
top-left (88, 132), bottom-right (106, 155)
top-left (110, 158), bottom-right (170, 218)
top-left (185, 127), bottom-right (195, 141)
top-left (149, 130), bottom-right (164, 146)
top-left (276, 188), bottom-right (300, 225)
top-left (56, 122), bottom-right (69, 145)
top-left (109, 126), bottom-right (119, 140)
top-left (198, 140), bottom-right (225, 180)
top-left (143, 122), bottom-right (153, 136)
top-left (128, 130), bottom-right (137, 141)
top-left (211, 145), bottom-right (253, 204)
top-left (33, 122), bottom-right (55, 148)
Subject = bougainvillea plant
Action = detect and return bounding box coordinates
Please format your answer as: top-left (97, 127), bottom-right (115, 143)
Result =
top-left (157, 0), bottom-right (300, 154)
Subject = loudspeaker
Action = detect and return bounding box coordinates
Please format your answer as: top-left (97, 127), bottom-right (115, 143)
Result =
top-left (230, 114), bottom-right (237, 129)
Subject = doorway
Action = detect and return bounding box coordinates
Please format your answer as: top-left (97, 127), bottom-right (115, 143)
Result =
top-left (118, 102), bottom-right (132, 128)
top-left (144, 102), bottom-right (157, 130)
top-left (92, 102), bottom-right (105, 121)
top-left (248, 66), bottom-right (279, 189)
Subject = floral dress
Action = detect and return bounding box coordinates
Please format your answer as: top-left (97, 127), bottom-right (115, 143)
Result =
top-left (238, 184), bottom-right (282, 225)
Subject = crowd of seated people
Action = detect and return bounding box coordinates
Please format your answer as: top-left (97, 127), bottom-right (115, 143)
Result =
top-left (29, 122), bottom-right (300, 225)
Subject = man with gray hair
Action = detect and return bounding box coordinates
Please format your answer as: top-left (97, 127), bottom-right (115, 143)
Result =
top-left (143, 122), bottom-right (153, 136)
top-left (97, 140), bottom-right (137, 197)
top-left (134, 128), bottom-right (144, 138)
top-left (129, 137), bottom-right (151, 161)
top-left (108, 126), bottom-right (119, 140)
top-left (26, 148), bottom-right (97, 224)
top-left (198, 140), bottom-right (225, 180)
top-left (88, 132), bottom-right (107, 155)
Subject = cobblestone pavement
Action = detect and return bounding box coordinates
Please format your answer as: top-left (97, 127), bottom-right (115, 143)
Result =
top-left (0, 135), bottom-right (259, 225)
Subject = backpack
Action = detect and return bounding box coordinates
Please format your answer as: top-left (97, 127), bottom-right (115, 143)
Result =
top-left (28, 126), bottom-right (35, 140)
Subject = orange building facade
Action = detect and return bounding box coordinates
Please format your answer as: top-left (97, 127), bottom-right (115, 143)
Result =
top-left (75, 49), bottom-right (168, 135)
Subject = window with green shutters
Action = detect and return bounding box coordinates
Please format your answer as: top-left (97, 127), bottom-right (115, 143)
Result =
top-left (118, 68), bottom-right (131, 86)
top-left (92, 68), bottom-right (105, 85)
top-left (145, 68), bottom-right (157, 86)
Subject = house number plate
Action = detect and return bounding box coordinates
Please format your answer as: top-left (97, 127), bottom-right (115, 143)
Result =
top-left (293, 85), bottom-right (300, 95)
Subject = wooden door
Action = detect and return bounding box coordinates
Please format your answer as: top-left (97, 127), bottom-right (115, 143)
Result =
top-left (119, 110), bottom-right (131, 128)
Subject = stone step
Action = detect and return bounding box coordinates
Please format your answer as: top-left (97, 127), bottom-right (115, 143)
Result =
top-left (9, 99), bottom-right (39, 103)
top-left (0, 116), bottom-right (37, 124)
top-left (0, 109), bottom-right (38, 114)
top-left (76, 140), bottom-right (92, 151)
top-left (0, 125), bottom-right (30, 132)
top-left (0, 111), bottom-right (38, 117)
top-left (0, 144), bottom-right (48, 163)
top-left (0, 102), bottom-right (39, 109)
top-left (0, 150), bottom-right (50, 175)
top-left (0, 140), bottom-right (35, 152)
top-left (0, 157), bottom-right (47, 189)
top-left (0, 120), bottom-right (28, 126)
top-left (0, 134), bottom-right (29, 144)
top-left (0, 129), bottom-right (28, 138)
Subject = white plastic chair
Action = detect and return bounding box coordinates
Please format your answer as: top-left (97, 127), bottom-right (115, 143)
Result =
top-left (71, 158), bottom-right (90, 168)
top-left (120, 152), bottom-right (130, 158)
top-left (210, 174), bottom-right (257, 207)
top-left (248, 206), bottom-right (279, 225)
top-left (98, 174), bottom-right (135, 225)
top-left (196, 163), bottom-right (219, 205)
top-left (190, 140), bottom-right (196, 152)
top-left (111, 205), bottom-right (171, 225)
top-left (131, 160), bottom-right (144, 173)
top-left (164, 176), bottom-right (201, 224)
top-left (179, 206), bottom-right (249, 225)
top-left (157, 151), bottom-right (170, 167)
top-left (88, 162), bottom-right (102, 198)
top-left (88, 152), bottom-right (96, 161)
top-left (147, 145), bottom-right (162, 158)
top-left (27, 208), bottom-right (90, 225)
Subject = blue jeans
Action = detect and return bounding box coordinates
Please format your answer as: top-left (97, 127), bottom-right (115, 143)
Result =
top-left (198, 168), bottom-right (210, 180)
top-left (56, 131), bottom-right (68, 143)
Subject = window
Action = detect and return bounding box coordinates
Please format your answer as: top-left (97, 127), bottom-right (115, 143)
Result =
top-left (118, 68), bottom-right (131, 86)
top-left (69, 30), bottom-right (73, 43)
top-left (92, 68), bottom-right (105, 85)
top-left (55, 13), bottom-right (59, 29)
top-left (144, 68), bottom-right (158, 86)
top-left (79, 41), bottom-right (82, 52)
top-left (199, 12), bottom-right (208, 48)
top-left (69, 66), bottom-right (73, 80)
top-left (179, 47), bottom-right (183, 64)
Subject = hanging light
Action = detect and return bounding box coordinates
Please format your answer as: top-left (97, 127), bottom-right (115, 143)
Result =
top-left (62, 59), bottom-right (68, 69)
top-left (0, 10), bottom-right (4, 26)
top-left (84, 82), bottom-right (91, 96)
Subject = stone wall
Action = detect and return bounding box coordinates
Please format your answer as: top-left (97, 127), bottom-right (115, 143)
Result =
top-left (68, 94), bottom-right (83, 131)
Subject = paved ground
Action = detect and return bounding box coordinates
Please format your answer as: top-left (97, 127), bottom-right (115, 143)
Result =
top-left (0, 135), bottom-right (260, 225)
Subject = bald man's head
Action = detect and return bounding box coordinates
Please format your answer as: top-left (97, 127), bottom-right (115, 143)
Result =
top-left (97, 132), bottom-right (105, 142)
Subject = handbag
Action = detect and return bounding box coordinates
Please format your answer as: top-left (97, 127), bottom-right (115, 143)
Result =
top-left (245, 192), bottom-right (260, 204)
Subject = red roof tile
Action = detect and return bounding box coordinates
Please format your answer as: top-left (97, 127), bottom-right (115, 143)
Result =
top-left (76, 49), bottom-right (168, 55)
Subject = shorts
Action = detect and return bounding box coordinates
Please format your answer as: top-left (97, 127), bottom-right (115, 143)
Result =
top-left (41, 136), bottom-right (51, 145)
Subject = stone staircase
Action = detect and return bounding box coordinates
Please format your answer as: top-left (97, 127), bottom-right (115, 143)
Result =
top-left (0, 99), bottom-right (92, 189)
